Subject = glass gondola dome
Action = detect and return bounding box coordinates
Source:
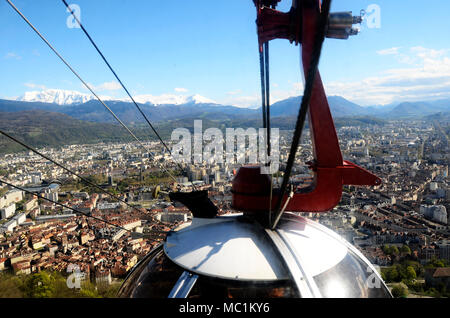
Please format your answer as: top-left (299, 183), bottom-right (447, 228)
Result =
top-left (118, 212), bottom-right (392, 298)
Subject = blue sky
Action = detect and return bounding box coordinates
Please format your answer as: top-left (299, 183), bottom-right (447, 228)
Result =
top-left (1, 0), bottom-right (450, 107)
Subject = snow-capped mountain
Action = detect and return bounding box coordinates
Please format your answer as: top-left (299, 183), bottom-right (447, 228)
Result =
top-left (129, 93), bottom-right (217, 105)
top-left (18, 89), bottom-right (94, 105)
top-left (16, 89), bottom-right (217, 106)
top-left (130, 94), bottom-right (189, 105)
top-left (185, 94), bottom-right (217, 105)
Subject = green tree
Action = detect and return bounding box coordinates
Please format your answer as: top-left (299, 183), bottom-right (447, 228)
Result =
top-left (79, 288), bottom-right (101, 298)
top-left (434, 260), bottom-right (446, 267)
top-left (407, 280), bottom-right (424, 293)
top-left (79, 281), bottom-right (101, 298)
top-left (0, 271), bottom-right (120, 298)
top-left (391, 283), bottom-right (408, 298)
top-left (98, 282), bottom-right (122, 298)
top-left (385, 267), bottom-right (399, 282)
top-left (381, 270), bottom-right (387, 282)
top-left (0, 273), bottom-right (25, 297)
top-left (404, 260), bottom-right (423, 277)
top-left (0, 187), bottom-right (8, 197)
top-left (390, 246), bottom-right (400, 256)
top-left (425, 287), bottom-right (440, 297)
top-left (23, 272), bottom-right (56, 298)
top-left (382, 245), bottom-right (400, 256)
top-left (51, 271), bottom-right (79, 298)
top-left (405, 266), bottom-right (417, 280)
top-left (0, 169), bottom-right (8, 177)
top-left (426, 257), bottom-right (446, 268)
top-left (400, 245), bottom-right (411, 255)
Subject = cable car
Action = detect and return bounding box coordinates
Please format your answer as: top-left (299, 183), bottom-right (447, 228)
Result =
top-left (4, 0), bottom-right (393, 298)
top-left (118, 211), bottom-right (391, 298)
top-left (119, 0), bottom-right (392, 298)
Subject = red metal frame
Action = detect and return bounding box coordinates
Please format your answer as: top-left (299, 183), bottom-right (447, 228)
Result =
top-left (232, 0), bottom-right (381, 213)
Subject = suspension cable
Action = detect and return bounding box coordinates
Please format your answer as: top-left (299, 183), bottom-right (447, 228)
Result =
top-left (61, 0), bottom-right (187, 178)
top-left (271, 0), bottom-right (332, 229)
top-left (263, 40), bottom-right (273, 223)
top-left (0, 179), bottom-right (132, 233)
top-left (257, 2), bottom-right (277, 225)
top-left (0, 128), bottom-right (142, 214)
top-left (264, 41), bottom-right (271, 157)
top-left (259, 47), bottom-right (267, 132)
top-left (6, 0), bottom-right (178, 184)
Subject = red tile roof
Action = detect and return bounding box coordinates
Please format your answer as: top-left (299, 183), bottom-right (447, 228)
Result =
top-left (433, 267), bottom-right (450, 278)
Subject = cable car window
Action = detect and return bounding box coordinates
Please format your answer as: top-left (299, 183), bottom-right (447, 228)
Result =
top-left (313, 250), bottom-right (391, 298)
top-left (120, 242), bottom-right (390, 298)
top-left (119, 245), bottom-right (298, 298)
top-left (187, 276), bottom-right (297, 298)
top-left (118, 246), bottom-right (184, 298)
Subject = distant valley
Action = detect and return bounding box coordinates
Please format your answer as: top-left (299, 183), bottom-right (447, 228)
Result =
top-left (0, 93), bottom-right (449, 154)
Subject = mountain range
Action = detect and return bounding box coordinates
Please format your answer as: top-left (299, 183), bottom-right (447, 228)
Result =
top-left (17, 89), bottom-right (217, 106)
top-left (3, 89), bottom-right (450, 124)
top-left (19, 89), bottom-right (94, 105)
top-left (0, 88), bottom-right (448, 154)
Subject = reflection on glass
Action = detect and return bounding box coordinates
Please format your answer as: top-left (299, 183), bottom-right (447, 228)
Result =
top-left (119, 243), bottom-right (391, 298)
top-left (322, 278), bottom-right (347, 298)
top-left (119, 246), bottom-right (185, 298)
top-left (119, 246), bottom-right (298, 298)
top-left (313, 250), bottom-right (390, 298)
top-left (188, 277), bottom-right (297, 298)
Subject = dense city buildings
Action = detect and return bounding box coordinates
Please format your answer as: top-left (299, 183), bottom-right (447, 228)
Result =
top-left (0, 119), bottom-right (448, 292)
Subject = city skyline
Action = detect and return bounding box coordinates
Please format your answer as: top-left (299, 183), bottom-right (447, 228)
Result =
top-left (1, 115), bottom-right (449, 298)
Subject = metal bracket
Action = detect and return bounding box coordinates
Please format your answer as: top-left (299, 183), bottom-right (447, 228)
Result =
top-left (265, 228), bottom-right (322, 298)
top-left (168, 271), bottom-right (199, 298)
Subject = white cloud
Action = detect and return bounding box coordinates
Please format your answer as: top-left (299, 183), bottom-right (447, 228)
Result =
top-left (226, 89), bottom-right (242, 96)
top-left (410, 46), bottom-right (447, 59)
top-left (291, 82), bottom-right (304, 92)
top-left (18, 45), bottom-right (449, 108)
top-left (221, 82), bottom-right (304, 108)
top-left (124, 93), bottom-right (216, 105)
top-left (269, 82), bottom-right (304, 104)
top-left (97, 81), bottom-right (121, 91)
top-left (222, 94), bottom-right (259, 108)
top-left (174, 87), bottom-right (188, 93)
top-left (87, 81), bottom-right (121, 92)
top-left (4, 52), bottom-right (21, 60)
top-left (24, 83), bottom-right (47, 90)
top-left (377, 46), bottom-right (420, 65)
top-left (376, 47), bottom-right (401, 55)
top-left (220, 47), bottom-right (450, 107)
top-left (325, 46), bottom-right (450, 105)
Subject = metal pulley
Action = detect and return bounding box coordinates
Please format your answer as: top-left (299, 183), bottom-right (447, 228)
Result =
top-left (326, 11), bottom-right (365, 39)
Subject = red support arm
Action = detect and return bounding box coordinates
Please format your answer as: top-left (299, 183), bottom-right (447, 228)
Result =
top-left (276, 0), bottom-right (381, 212)
top-left (234, 0), bottom-right (382, 213)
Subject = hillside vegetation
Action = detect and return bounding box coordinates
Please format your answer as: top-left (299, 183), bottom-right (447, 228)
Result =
top-left (0, 110), bottom-right (387, 154)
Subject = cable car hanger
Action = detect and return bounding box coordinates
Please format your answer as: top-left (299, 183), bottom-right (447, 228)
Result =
top-left (232, 0), bottom-right (381, 229)
top-left (6, 0), bottom-right (380, 229)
